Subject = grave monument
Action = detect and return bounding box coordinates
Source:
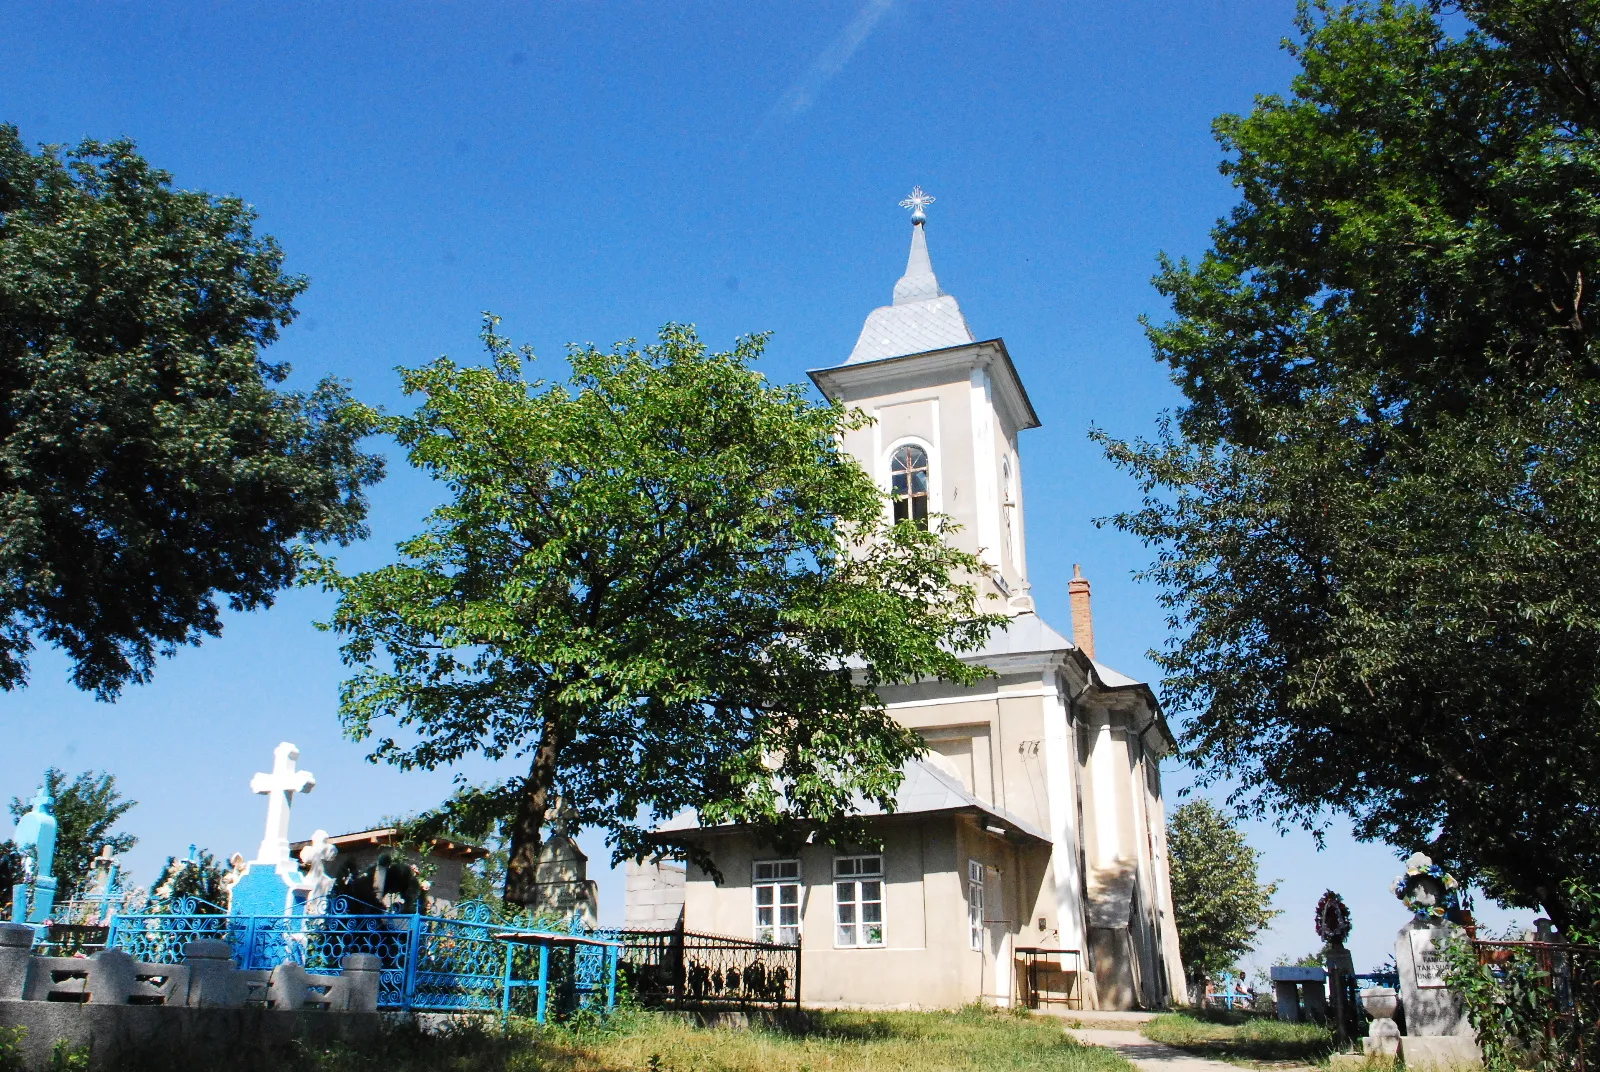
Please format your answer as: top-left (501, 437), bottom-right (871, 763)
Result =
top-left (8, 784), bottom-right (57, 926)
top-left (227, 742), bottom-right (320, 916)
top-left (1391, 853), bottom-right (1482, 1070)
top-left (534, 797), bottom-right (598, 927)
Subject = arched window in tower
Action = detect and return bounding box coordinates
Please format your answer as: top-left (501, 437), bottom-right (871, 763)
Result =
top-left (1002, 454), bottom-right (1015, 558)
top-left (890, 445), bottom-right (931, 526)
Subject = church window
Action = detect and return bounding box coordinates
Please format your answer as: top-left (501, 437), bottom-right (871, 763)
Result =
top-left (890, 445), bottom-right (930, 526)
top-left (754, 860), bottom-right (801, 944)
top-left (967, 858), bottom-right (985, 951)
top-left (834, 856), bottom-right (885, 947)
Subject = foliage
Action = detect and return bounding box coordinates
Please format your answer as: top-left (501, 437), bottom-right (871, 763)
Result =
top-left (0, 125), bottom-right (384, 698)
top-left (0, 840), bottom-right (20, 895)
top-left (1168, 800), bottom-right (1280, 987)
top-left (330, 853), bottom-right (429, 915)
top-left (312, 318), bottom-right (1004, 903)
top-left (457, 832), bottom-right (510, 911)
top-left (1142, 1010), bottom-right (1333, 1065)
top-left (46, 1041), bottom-right (89, 1072)
top-left (14, 1008), bottom-right (1133, 1072)
top-left (1443, 877), bottom-right (1600, 1071)
top-left (293, 1007), bottom-right (1132, 1072)
top-left (8, 768), bottom-right (135, 902)
top-left (151, 847), bottom-right (227, 911)
top-left (1095, 0), bottom-right (1600, 924)
top-left (0, 1026), bottom-right (23, 1072)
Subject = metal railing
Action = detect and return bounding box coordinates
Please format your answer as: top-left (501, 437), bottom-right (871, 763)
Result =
top-left (1471, 939), bottom-right (1600, 1071)
top-left (615, 924), bottom-right (801, 1008)
top-left (101, 899), bottom-right (617, 1018)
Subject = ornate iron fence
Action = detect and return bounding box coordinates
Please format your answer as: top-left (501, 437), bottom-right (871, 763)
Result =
top-left (102, 899), bottom-right (618, 1017)
top-left (1469, 939), bottom-right (1600, 1071)
top-left (615, 925), bottom-right (800, 1008)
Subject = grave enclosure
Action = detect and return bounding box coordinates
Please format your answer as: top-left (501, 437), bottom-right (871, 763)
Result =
top-left (2, 743), bottom-right (623, 1069)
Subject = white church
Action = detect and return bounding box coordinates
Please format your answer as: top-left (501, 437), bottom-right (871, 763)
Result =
top-left (627, 192), bottom-right (1185, 1011)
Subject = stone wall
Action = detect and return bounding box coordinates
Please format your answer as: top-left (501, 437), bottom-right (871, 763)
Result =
top-left (0, 1001), bottom-right (380, 1071)
top-left (0, 922), bottom-right (380, 1070)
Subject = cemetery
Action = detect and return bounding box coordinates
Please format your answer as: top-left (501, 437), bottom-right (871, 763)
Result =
top-left (1, 743), bottom-right (626, 1068)
top-left (7, 737), bottom-right (1557, 1070)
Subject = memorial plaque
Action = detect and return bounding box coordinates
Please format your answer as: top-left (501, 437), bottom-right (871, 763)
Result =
top-left (1408, 926), bottom-right (1448, 988)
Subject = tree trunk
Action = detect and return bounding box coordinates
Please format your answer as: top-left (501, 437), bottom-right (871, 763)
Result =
top-left (503, 718), bottom-right (561, 907)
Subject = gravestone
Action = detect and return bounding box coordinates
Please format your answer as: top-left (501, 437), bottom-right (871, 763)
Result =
top-left (534, 798), bottom-right (599, 926)
top-left (1391, 854), bottom-right (1481, 1070)
top-left (228, 743), bottom-right (318, 916)
top-left (9, 784), bottom-right (58, 925)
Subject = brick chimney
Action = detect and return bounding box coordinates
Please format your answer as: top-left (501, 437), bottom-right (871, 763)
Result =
top-left (1068, 564), bottom-right (1095, 659)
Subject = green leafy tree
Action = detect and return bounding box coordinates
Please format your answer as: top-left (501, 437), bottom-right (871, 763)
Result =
top-left (1097, 0), bottom-right (1600, 926)
top-left (9, 769), bottom-right (136, 902)
top-left (312, 318), bottom-right (1003, 904)
top-left (0, 126), bottom-right (384, 698)
top-left (150, 848), bottom-right (227, 913)
top-left (0, 840), bottom-right (21, 895)
top-left (1168, 800), bottom-right (1280, 991)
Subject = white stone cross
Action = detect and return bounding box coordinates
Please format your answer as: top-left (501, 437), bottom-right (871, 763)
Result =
top-left (249, 742), bottom-right (316, 867)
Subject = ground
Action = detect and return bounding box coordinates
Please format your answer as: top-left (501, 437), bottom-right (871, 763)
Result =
top-left (3, 1006), bottom-right (1139, 1072)
top-left (1132, 1009), bottom-right (1334, 1070)
top-left (3, 1005), bottom-right (1342, 1071)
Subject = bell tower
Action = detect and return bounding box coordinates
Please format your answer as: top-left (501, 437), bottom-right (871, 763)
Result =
top-left (809, 189), bottom-right (1040, 610)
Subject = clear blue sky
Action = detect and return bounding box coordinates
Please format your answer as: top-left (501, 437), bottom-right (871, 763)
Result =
top-left (0, 0), bottom-right (1521, 974)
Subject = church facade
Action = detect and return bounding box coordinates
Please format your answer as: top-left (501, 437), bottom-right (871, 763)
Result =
top-left (631, 197), bottom-right (1185, 1011)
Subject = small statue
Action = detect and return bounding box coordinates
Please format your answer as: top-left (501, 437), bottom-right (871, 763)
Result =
top-left (298, 831), bottom-right (339, 916)
top-left (218, 852), bottom-right (248, 909)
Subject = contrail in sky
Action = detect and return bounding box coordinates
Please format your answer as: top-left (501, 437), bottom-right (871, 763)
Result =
top-left (752, 0), bottom-right (895, 140)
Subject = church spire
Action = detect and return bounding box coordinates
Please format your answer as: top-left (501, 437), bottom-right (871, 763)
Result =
top-left (846, 187), bottom-right (975, 363)
top-left (894, 186), bottom-right (942, 305)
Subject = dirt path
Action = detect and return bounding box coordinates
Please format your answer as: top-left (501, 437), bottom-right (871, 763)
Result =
top-left (1066, 1027), bottom-right (1313, 1072)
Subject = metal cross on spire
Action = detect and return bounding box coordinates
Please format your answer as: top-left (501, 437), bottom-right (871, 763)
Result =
top-left (899, 186), bottom-right (935, 223)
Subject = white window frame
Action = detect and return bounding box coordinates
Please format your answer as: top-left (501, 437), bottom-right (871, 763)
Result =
top-left (968, 858), bottom-right (985, 951)
top-left (753, 859), bottom-right (801, 945)
top-left (833, 855), bottom-right (885, 948)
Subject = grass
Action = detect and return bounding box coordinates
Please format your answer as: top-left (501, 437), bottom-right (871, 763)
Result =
top-left (1140, 1009), bottom-right (1336, 1069)
top-left (5, 1006), bottom-right (1135, 1072)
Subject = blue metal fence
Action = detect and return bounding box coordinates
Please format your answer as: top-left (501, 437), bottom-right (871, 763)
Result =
top-left (102, 898), bottom-right (618, 1019)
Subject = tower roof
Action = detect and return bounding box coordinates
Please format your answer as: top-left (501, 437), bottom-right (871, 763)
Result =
top-left (847, 192), bottom-right (975, 363)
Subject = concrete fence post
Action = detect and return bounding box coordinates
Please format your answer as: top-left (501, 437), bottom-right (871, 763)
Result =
top-left (0, 922), bottom-right (34, 1001)
top-left (183, 939), bottom-right (244, 1008)
top-left (338, 953), bottom-right (381, 1013)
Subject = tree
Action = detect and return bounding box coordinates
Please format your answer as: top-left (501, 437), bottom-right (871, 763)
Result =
top-left (150, 848), bottom-right (228, 913)
top-left (0, 840), bottom-right (21, 894)
top-left (1098, 0), bottom-right (1600, 925)
top-left (9, 768), bottom-right (136, 902)
top-left (1168, 801), bottom-right (1280, 992)
top-left (312, 318), bottom-right (1002, 904)
top-left (0, 126), bottom-right (384, 699)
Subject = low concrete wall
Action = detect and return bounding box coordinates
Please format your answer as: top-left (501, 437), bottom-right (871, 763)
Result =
top-left (0, 1001), bottom-right (380, 1071)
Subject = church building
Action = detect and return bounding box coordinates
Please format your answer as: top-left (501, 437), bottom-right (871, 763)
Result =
top-left (630, 192), bottom-right (1186, 1011)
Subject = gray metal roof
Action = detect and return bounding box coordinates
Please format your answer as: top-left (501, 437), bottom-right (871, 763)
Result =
top-left (846, 220), bottom-right (976, 363)
top-left (655, 758), bottom-right (1049, 843)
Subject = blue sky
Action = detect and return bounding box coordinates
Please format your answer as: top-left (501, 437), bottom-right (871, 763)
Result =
top-left (0, 1), bottom-right (1521, 974)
